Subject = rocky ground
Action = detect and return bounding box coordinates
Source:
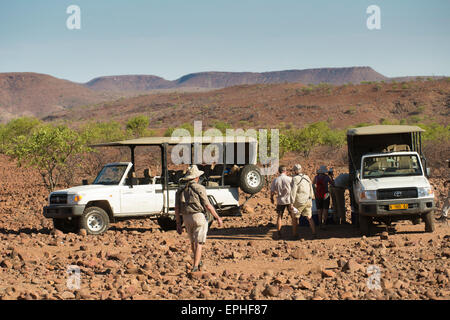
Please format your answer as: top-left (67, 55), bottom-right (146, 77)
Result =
top-left (0, 154), bottom-right (449, 300)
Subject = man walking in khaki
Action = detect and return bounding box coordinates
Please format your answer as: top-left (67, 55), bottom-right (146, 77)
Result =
top-left (290, 164), bottom-right (316, 239)
top-left (175, 165), bottom-right (223, 272)
top-left (270, 165), bottom-right (292, 239)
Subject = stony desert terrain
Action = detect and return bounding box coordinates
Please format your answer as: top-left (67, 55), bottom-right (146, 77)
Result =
top-left (0, 154), bottom-right (449, 300)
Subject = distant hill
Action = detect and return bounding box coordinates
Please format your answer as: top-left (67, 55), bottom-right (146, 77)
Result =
top-left (175, 66), bottom-right (388, 88)
top-left (0, 67), bottom-right (447, 122)
top-left (49, 78), bottom-right (450, 131)
top-left (0, 73), bottom-right (110, 122)
top-left (85, 66), bottom-right (389, 91)
top-left (85, 75), bottom-right (174, 92)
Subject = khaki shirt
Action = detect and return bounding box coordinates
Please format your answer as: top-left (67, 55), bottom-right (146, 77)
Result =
top-left (176, 181), bottom-right (211, 215)
top-left (270, 173), bottom-right (292, 205)
top-left (290, 174), bottom-right (315, 207)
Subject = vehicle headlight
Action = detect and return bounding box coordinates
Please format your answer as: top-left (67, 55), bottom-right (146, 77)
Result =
top-left (361, 190), bottom-right (377, 200)
top-left (70, 194), bottom-right (83, 204)
top-left (418, 187), bottom-right (433, 198)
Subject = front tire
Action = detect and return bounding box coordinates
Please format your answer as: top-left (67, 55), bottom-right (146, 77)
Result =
top-left (239, 165), bottom-right (264, 194)
top-left (423, 212), bottom-right (435, 233)
top-left (80, 207), bottom-right (110, 235)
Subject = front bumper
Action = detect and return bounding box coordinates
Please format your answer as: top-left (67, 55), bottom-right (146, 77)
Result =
top-left (43, 205), bottom-right (86, 218)
top-left (359, 198), bottom-right (434, 217)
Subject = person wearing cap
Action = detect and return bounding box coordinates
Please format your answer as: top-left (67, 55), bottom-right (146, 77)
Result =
top-left (270, 165), bottom-right (292, 239)
top-left (313, 165), bottom-right (332, 229)
top-left (175, 165), bottom-right (223, 272)
top-left (290, 164), bottom-right (316, 239)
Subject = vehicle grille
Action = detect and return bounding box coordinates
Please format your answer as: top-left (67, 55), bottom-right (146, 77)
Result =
top-left (377, 188), bottom-right (418, 200)
top-left (50, 194), bottom-right (68, 205)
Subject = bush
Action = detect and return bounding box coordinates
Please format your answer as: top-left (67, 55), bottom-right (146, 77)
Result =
top-left (7, 124), bottom-right (90, 191)
top-left (279, 122), bottom-right (346, 158)
top-left (164, 123), bottom-right (195, 137)
top-left (213, 121), bottom-right (232, 134)
top-left (0, 117), bottom-right (41, 152)
top-left (126, 115), bottom-right (150, 138)
top-left (81, 120), bottom-right (127, 144)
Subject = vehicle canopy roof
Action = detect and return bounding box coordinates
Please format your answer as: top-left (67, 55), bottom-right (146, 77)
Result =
top-left (347, 125), bottom-right (425, 136)
top-left (92, 136), bottom-right (258, 147)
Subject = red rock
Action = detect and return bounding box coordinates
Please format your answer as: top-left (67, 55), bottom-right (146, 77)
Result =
top-left (262, 285), bottom-right (279, 297)
top-left (322, 269), bottom-right (336, 278)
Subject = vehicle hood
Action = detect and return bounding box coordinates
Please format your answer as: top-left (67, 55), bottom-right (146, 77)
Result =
top-left (51, 184), bottom-right (117, 194)
top-left (360, 176), bottom-right (430, 190)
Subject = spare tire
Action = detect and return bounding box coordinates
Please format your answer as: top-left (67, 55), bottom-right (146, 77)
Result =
top-left (239, 164), bottom-right (264, 194)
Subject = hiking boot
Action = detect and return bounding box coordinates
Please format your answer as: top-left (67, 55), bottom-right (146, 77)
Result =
top-left (198, 261), bottom-right (203, 271)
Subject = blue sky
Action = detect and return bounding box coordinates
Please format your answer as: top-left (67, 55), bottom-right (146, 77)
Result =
top-left (0, 0), bottom-right (449, 82)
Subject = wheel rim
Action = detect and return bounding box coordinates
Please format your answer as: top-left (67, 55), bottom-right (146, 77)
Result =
top-left (86, 212), bottom-right (104, 232)
top-left (247, 171), bottom-right (261, 188)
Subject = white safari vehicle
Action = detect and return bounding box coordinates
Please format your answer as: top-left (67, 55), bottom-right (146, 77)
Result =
top-left (43, 136), bottom-right (264, 235)
top-left (347, 125), bottom-right (435, 235)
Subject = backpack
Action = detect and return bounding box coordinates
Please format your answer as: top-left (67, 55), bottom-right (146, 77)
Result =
top-left (315, 175), bottom-right (329, 200)
top-left (295, 174), bottom-right (312, 204)
top-left (178, 183), bottom-right (213, 223)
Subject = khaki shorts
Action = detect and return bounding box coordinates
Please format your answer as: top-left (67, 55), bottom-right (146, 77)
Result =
top-left (183, 213), bottom-right (208, 244)
top-left (293, 203), bottom-right (313, 219)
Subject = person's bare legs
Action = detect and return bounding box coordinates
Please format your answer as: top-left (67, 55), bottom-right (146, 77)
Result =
top-left (276, 213), bottom-right (283, 237)
top-left (322, 208), bottom-right (328, 225)
top-left (291, 214), bottom-right (298, 237)
top-left (193, 243), bottom-right (203, 269)
top-left (307, 216), bottom-right (316, 235)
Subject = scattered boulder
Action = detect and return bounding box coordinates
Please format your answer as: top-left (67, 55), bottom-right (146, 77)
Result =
top-left (262, 285), bottom-right (279, 297)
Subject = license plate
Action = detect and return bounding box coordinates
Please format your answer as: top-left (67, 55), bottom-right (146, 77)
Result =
top-left (389, 204), bottom-right (408, 210)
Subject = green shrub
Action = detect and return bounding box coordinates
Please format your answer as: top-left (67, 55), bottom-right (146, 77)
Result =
top-left (0, 117), bottom-right (41, 153)
top-left (164, 122), bottom-right (195, 137)
top-left (126, 115), bottom-right (150, 138)
top-left (279, 122), bottom-right (345, 157)
top-left (7, 124), bottom-right (90, 191)
top-left (213, 121), bottom-right (232, 134)
top-left (81, 121), bottom-right (127, 144)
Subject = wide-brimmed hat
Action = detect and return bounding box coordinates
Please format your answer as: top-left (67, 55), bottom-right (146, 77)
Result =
top-left (183, 165), bottom-right (204, 180)
top-left (317, 165), bottom-right (328, 174)
top-left (293, 164), bottom-right (302, 173)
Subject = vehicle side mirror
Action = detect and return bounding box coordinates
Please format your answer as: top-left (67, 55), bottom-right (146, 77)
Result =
top-left (356, 170), bottom-right (361, 180)
top-left (426, 167), bottom-right (431, 177)
top-left (82, 179), bottom-right (88, 185)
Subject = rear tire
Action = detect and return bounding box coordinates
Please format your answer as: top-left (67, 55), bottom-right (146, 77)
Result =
top-left (80, 207), bottom-right (110, 235)
top-left (359, 214), bottom-right (371, 236)
top-left (53, 218), bottom-right (80, 234)
top-left (239, 165), bottom-right (264, 194)
top-left (423, 212), bottom-right (435, 233)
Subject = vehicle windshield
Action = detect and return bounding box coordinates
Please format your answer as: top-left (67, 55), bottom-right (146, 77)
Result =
top-left (93, 165), bottom-right (128, 185)
top-left (362, 154), bottom-right (422, 179)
